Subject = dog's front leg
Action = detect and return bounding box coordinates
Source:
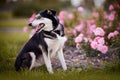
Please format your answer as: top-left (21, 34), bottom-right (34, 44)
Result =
top-left (57, 48), bottom-right (67, 71)
top-left (43, 52), bottom-right (53, 73)
top-left (39, 45), bottom-right (53, 73)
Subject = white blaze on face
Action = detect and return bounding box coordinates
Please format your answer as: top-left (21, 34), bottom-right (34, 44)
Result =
top-left (31, 14), bottom-right (53, 31)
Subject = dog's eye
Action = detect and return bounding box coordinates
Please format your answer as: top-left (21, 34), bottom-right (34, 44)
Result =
top-left (36, 16), bottom-right (41, 19)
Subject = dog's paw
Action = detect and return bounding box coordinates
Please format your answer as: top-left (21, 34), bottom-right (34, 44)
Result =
top-left (49, 70), bottom-right (54, 74)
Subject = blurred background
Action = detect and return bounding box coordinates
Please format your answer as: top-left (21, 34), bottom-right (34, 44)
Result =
top-left (0, 0), bottom-right (114, 26)
top-left (0, 0), bottom-right (108, 17)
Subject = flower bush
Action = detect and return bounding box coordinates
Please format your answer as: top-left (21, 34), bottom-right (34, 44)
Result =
top-left (58, 4), bottom-right (120, 58)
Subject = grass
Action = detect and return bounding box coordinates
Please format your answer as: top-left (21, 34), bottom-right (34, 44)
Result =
top-left (0, 18), bottom-right (28, 28)
top-left (0, 32), bottom-right (120, 80)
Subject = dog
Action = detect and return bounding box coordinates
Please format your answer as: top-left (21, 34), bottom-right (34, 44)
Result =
top-left (14, 9), bottom-right (67, 73)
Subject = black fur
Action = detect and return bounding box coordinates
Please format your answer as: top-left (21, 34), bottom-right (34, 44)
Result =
top-left (14, 31), bottom-right (48, 71)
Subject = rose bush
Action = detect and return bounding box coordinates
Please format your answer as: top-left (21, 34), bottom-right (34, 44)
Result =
top-left (58, 4), bottom-right (120, 58)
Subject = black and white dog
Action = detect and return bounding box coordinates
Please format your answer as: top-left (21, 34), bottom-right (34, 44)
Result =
top-left (14, 9), bottom-right (67, 73)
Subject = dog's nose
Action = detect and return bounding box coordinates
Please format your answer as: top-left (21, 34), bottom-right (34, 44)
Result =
top-left (28, 23), bottom-right (32, 26)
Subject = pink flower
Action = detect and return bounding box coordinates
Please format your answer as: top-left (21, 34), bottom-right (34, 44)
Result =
top-left (109, 4), bottom-right (114, 11)
top-left (104, 25), bottom-right (108, 30)
top-left (77, 7), bottom-right (84, 12)
top-left (93, 27), bottom-right (105, 36)
top-left (60, 19), bottom-right (64, 25)
top-left (108, 13), bottom-right (115, 21)
top-left (90, 41), bottom-right (98, 49)
top-left (108, 32), bottom-right (114, 39)
top-left (108, 31), bottom-right (119, 39)
top-left (68, 13), bottom-right (74, 19)
top-left (92, 12), bottom-right (99, 18)
top-left (78, 33), bottom-right (84, 37)
top-left (84, 38), bottom-right (88, 42)
top-left (94, 37), bottom-right (101, 42)
top-left (89, 24), bottom-right (96, 32)
top-left (58, 10), bottom-right (67, 20)
top-left (114, 31), bottom-right (119, 36)
top-left (75, 22), bottom-right (84, 32)
top-left (23, 26), bottom-right (28, 32)
top-left (28, 13), bottom-right (36, 23)
top-left (97, 37), bottom-right (105, 45)
top-left (71, 29), bottom-right (77, 36)
top-left (97, 45), bottom-right (108, 54)
top-left (88, 38), bottom-right (92, 43)
top-left (75, 36), bottom-right (83, 43)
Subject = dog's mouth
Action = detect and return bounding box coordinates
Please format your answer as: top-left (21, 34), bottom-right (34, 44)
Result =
top-left (36, 23), bottom-right (45, 31)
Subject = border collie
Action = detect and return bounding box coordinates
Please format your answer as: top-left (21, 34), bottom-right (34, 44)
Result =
top-left (14, 9), bottom-right (67, 73)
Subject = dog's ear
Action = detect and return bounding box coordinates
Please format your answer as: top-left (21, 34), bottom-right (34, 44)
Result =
top-left (50, 9), bottom-right (56, 16)
top-left (47, 9), bottom-right (56, 16)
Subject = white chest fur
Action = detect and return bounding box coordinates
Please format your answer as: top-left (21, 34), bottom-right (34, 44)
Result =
top-left (44, 35), bottom-right (67, 58)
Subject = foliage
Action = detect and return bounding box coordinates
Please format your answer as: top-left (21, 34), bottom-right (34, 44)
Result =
top-left (58, 4), bottom-right (120, 58)
top-left (12, 0), bottom-right (70, 17)
top-left (13, 4), bottom-right (41, 17)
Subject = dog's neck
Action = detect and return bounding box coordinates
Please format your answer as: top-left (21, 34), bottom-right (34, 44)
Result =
top-left (36, 23), bottom-right (65, 39)
top-left (42, 30), bottom-right (57, 39)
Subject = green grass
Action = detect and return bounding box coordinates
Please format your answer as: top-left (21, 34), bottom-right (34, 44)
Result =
top-left (0, 18), bottom-right (28, 28)
top-left (0, 32), bottom-right (120, 80)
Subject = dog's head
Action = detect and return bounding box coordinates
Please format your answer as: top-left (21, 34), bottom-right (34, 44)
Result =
top-left (29, 9), bottom-right (59, 31)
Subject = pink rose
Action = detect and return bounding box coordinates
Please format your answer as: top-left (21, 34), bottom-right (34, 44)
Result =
top-left (71, 29), bottom-right (77, 36)
top-left (97, 37), bottom-right (105, 45)
top-left (107, 32), bottom-right (114, 39)
top-left (108, 31), bottom-right (119, 39)
top-left (78, 33), bottom-right (84, 37)
top-left (68, 13), bottom-right (74, 19)
top-left (90, 41), bottom-right (98, 49)
top-left (84, 38), bottom-right (88, 42)
top-left (77, 7), bottom-right (84, 12)
top-left (93, 27), bottom-right (105, 36)
top-left (75, 36), bottom-right (83, 43)
top-left (94, 37), bottom-right (105, 44)
top-left (59, 19), bottom-right (64, 25)
top-left (58, 11), bottom-right (67, 20)
top-left (89, 24), bottom-right (96, 32)
top-left (104, 25), bottom-right (108, 30)
top-left (109, 4), bottom-right (114, 11)
top-left (75, 22), bottom-right (84, 32)
top-left (92, 12), bottom-right (99, 18)
top-left (94, 37), bottom-right (101, 42)
top-left (108, 13), bottom-right (115, 21)
top-left (114, 31), bottom-right (119, 36)
top-left (97, 45), bottom-right (108, 54)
